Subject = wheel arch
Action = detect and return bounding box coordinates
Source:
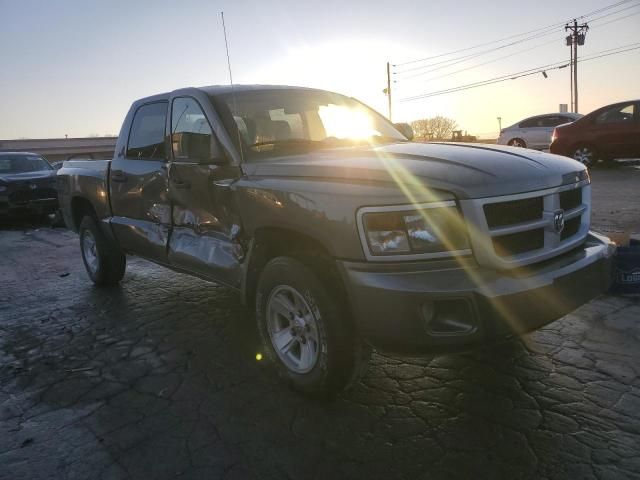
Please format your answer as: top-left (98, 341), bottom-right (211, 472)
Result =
top-left (508, 137), bottom-right (527, 147)
top-left (70, 196), bottom-right (98, 232)
top-left (242, 226), bottom-right (348, 312)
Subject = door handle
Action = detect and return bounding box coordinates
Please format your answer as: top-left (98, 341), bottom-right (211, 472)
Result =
top-left (171, 178), bottom-right (191, 189)
top-left (111, 171), bottom-right (128, 183)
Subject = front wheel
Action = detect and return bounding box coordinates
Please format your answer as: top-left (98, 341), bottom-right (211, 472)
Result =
top-left (508, 138), bottom-right (527, 148)
top-left (572, 144), bottom-right (598, 166)
top-left (255, 256), bottom-right (369, 398)
top-left (79, 215), bottom-right (126, 286)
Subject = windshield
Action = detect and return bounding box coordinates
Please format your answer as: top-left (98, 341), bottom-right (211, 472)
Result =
top-left (211, 89), bottom-right (407, 160)
top-left (0, 154), bottom-right (52, 174)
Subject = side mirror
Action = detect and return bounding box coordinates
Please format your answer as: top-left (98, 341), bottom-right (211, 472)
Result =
top-left (206, 135), bottom-right (227, 164)
top-left (394, 122), bottom-right (414, 141)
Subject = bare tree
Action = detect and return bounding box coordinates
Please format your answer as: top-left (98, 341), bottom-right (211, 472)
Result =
top-left (410, 116), bottom-right (458, 141)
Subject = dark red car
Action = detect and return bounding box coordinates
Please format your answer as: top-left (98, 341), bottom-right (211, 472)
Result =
top-left (550, 100), bottom-right (640, 166)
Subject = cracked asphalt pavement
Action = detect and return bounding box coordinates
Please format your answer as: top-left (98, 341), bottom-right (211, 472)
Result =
top-left (1, 167), bottom-right (640, 480)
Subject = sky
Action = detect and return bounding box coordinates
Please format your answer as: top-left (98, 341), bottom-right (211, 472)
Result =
top-left (0, 0), bottom-right (638, 140)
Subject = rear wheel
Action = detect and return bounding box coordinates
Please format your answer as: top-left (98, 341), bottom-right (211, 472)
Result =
top-left (508, 138), bottom-right (526, 148)
top-left (571, 144), bottom-right (598, 167)
top-left (79, 215), bottom-right (126, 286)
top-left (255, 256), bottom-right (369, 398)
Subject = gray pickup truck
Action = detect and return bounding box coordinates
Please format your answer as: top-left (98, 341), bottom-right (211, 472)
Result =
top-left (58, 85), bottom-right (615, 397)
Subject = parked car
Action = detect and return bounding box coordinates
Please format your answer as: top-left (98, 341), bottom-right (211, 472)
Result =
top-left (550, 100), bottom-right (640, 166)
top-left (0, 151), bottom-right (59, 218)
top-left (497, 113), bottom-right (582, 150)
top-left (57, 85), bottom-right (614, 398)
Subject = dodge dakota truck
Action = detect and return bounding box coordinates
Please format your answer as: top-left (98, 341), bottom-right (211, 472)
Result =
top-left (57, 85), bottom-right (615, 397)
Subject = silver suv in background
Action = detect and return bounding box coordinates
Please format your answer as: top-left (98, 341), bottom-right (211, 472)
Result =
top-left (497, 113), bottom-right (582, 150)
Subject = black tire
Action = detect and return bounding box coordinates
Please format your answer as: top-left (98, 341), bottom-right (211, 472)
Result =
top-left (508, 138), bottom-right (527, 148)
top-left (78, 215), bottom-right (126, 286)
top-left (571, 144), bottom-right (598, 167)
top-left (51, 210), bottom-right (66, 228)
top-left (255, 256), bottom-right (369, 399)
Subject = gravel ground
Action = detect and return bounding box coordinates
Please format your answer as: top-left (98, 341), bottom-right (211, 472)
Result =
top-left (590, 163), bottom-right (640, 237)
top-left (0, 163), bottom-right (639, 480)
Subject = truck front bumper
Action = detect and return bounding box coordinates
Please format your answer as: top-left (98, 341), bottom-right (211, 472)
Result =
top-left (338, 232), bottom-right (615, 354)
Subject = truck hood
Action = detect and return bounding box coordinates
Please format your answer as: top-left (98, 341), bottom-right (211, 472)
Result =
top-left (242, 142), bottom-right (586, 199)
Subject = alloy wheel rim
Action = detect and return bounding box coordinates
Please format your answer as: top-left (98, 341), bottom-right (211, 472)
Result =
top-left (81, 231), bottom-right (99, 275)
top-left (512, 140), bottom-right (524, 148)
top-left (266, 285), bottom-right (320, 374)
top-left (573, 147), bottom-right (593, 166)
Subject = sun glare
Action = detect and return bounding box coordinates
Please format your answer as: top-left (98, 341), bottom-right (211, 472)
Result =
top-left (319, 104), bottom-right (377, 139)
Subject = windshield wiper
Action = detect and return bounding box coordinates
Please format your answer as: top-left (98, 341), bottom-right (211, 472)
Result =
top-left (248, 136), bottom-right (407, 150)
top-left (249, 138), bottom-right (321, 149)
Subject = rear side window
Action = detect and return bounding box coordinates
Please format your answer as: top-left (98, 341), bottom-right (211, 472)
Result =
top-left (519, 117), bottom-right (541, 128)
top-left (127, 102), bottom-right (168, 159)
top-left (540, 116), bottom-right (568, 127)
top-left (595, 103), bottom-right (635, 125)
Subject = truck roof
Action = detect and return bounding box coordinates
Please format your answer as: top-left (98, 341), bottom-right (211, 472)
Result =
top-left (133, 85), bottom-right (332, 106)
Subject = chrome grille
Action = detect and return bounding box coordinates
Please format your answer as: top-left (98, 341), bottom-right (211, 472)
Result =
top-left (460, 180), bottom-right (591, 269)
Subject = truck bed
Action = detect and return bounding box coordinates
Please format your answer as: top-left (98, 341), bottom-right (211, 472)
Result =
top-left (57, 159), bottom-right (112, 232)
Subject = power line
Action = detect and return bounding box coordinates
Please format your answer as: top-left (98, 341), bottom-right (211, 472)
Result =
top-left (393, 0), bottom-right (637, 68)
top-left (589, 7), bottom-right (640, 29)
top-left (394, 1), bottom-right (639, 76)
top-left (583, 1), bottom-right (640, 22)
top-left (395, 7), bottom-right (640, 85)
top-left (399, 43), bottom-right (640, 101)
top-left (397, 36), bottom-right (563, 82)
top-left (394, 28), bottom-right (562, 75)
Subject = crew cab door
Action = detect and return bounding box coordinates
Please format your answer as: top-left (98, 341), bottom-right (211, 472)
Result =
top-left (167, 94), bottom-right (243, 287)
top-left (109, 100), bottom-right (171, 262)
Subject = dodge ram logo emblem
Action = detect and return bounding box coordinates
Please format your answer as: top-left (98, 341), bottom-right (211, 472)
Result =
top-left (553, 210), bottom-right (565, 233)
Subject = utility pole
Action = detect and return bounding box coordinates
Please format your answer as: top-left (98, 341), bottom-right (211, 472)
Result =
top-left (569, 39), bottom-right (573, 112)
top-left (384, 62), bottom-right (392, 122)
top-left (565, 20), bottom-right (588, 113)
top-left (497, 116), bottom-right (502, 132)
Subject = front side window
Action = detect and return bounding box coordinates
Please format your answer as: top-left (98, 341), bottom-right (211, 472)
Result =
top-left (595, 104), bottom-right (635, 125)
top-left (127, 102), bottom-right (168, 159)
top-left (0, 154), bottom-right (52, 173)
top-left (211, 89), bottom-right (406, 160)
top-left (171, 97), bottom-right (213, 161)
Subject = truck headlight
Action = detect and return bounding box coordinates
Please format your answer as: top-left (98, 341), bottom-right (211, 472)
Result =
top-left (358, 201), bottom-right (470, 259)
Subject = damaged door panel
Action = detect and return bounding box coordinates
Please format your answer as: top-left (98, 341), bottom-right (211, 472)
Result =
top-left (167, 96), bottom-right (243, 287)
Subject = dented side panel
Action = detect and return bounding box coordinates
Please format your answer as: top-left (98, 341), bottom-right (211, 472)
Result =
top-left (167, 163), bottom-right (243, 288)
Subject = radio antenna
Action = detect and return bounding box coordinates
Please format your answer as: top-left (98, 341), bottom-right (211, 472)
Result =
top-left (221, 12), bottom-right (233, 86)
top-left (220, 11), bottom-right (244, 163)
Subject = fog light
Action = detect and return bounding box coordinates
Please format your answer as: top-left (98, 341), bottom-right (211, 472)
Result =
top-left (422, 299), bottom-right (475, 335)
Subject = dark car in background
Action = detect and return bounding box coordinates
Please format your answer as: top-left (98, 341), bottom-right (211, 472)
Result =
top-left (0, 152), bottom-right (59, 218)
top-left (550, 100), bottom-right (640, 166)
